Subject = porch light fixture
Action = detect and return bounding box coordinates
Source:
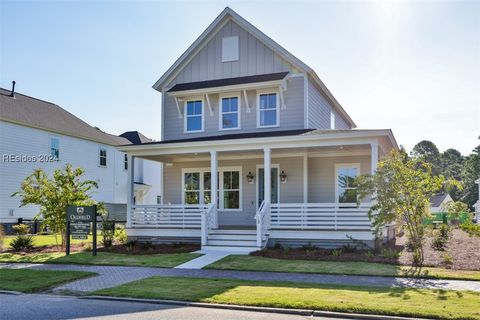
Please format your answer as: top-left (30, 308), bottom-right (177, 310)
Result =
top-left (280, 170), bottom-right (287, 183)
top-left (246, 171), bottom-right (255, 184)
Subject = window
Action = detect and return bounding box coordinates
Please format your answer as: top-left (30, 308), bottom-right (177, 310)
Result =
top-left (99, 148), bottom-right (107, 167)
top-left (185, 100), bottom-right (203, 132)
top-left (220, 96), bottom-right (240, 130)
top-left (222, 36), bottom-right (239, 62)
top-left (124, 154), bottom-right (128, 170)
top-left (156, 195), bottom-right (162, 204)
top-left (336, 164), bottom-right (360, 203)
top-left (50, 137), bottom-right (59, 160)
top-left (330, 111), bottom-right (336, 129)
top-left (182, 168), bottom-right (241, 210)
top-left (258, 92), bottom-right (279, 127)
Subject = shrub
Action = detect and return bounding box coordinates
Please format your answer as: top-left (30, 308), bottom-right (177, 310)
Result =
top-left (124, 240), bottom-right (137, 252)
top-left (443, 253), bottom-right (454, 267)
top-left (114, 225), bottom-right (127, 244)
top-left (10, 235), bottom-right (35, 251)
top-left (0, 225), bottom-right (4, 250)
top-left (380, 248), bottom-right (400, 259)
top-left (460, 222), bottom-right (480, 237)
top-left (141, 241), bottom-right (154, 251)
top-left (101, 220), bottom-right (115, 248)
top-left (12, 224), bottom-right (30, 235)
top-left (431, 224), bottom-right (451, 251)
top-left (331, 249), bottom-right (342, 257)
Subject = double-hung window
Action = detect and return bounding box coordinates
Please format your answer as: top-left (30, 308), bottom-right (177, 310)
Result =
top-left (336, 164), bottom-right (360, 203)
top-left (220, 96), bottom-right (240, 130)
top-left (182, 168), bottom-right (241, 210)
top-left (99, 148), bottom-right (107, 167)
top-left (185, 100), bottom-right (203, 133)
top-left (50, 137), bottom-right (59, 160)
top-left (258, 92), bottom-right (279, 127)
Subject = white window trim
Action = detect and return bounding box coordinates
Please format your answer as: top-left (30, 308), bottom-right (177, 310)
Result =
top-left (184, 97), bottom-right (205, 133)
top-left (99, 147), bottom-right (107, 167)
top-left (218, 93), bottom-right (241, 131)
top-left (49, 136), bottom-right (60, 161)
top-left (181, 166), bottom-right (243, 211)
top-left (256, 89), bottom-right (280, 128)
top-left (255, 164), bottom-right (280, 211)
top-left (334, 163), bottom-right (360, 204)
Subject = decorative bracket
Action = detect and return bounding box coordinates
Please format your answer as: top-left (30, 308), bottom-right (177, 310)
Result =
top-left (174, 97), bottom-right (183, 119)
top-left (279, 81), bottom-right (287, 110)
top-left (243, 90), bottom-right (250, 113)
top-left (205, 94), bottom-right (214, 116)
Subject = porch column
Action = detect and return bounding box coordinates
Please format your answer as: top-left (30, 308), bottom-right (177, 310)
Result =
top-left (370, 140), bottom-right (379, 175)
top-left (264, 148), bottom-right (271, 204)
top-left (303, 153), bottom-right (308, 203)
top-left (126, 155), bottom-right (135, 228)
top-left (210, 151), bottom-right (218, 228)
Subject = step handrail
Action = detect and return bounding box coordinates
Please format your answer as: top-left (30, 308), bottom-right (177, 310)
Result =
top-left (201, 203), bottom-right (215, 246)
top-left (255, 200), bottom-right (270, 247)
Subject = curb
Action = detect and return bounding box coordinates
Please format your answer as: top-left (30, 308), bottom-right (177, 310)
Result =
top-left (0, 290), bottom-right (23, 295)
top-left (83, 295), bottom-right (433, 320)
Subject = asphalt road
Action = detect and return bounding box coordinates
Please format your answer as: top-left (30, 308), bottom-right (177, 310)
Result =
top-left (0, 293), bottom-right (347, 320)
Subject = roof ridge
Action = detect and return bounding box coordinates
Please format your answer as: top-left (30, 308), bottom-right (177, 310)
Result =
top-left (0, 87), bottom-right (57, 106)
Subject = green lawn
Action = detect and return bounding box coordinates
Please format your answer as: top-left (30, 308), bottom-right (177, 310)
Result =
top-left (205, 255), bottom-right (480, 281)
top-left (0, 268), bottom-right (95, 293)
top-left (0, 251), bottom-right (201, 268)
top-left (93, 276), bottom-right (480, 320)
top-left (4, 234), bottom-right (103, 248)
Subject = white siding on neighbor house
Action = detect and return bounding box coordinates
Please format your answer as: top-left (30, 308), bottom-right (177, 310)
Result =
top-left (166, 19), bottom-right (295, 87)
top-left (307, 79), bottom-right (351, 130)
top-left (134, 158), bottom-right (162, 205)
top-left (163, 76), bottom-right (305, 140)
top-left (0, 121), bottom-right (161, 223)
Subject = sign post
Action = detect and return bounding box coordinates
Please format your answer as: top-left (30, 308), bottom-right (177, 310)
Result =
top-left (66, 205), bottom-right (98, 256)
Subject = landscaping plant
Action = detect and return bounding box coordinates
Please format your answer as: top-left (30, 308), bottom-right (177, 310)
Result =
top-left (431, 224), bottom-right (451, 251)
top-left (460, 221), bottom-right (480, 237)
top-left (10, 224), bottom-right (35, 252)
top-left (12, 164), bottom-right (99, 248)
top-left (441, 200), bottom-right (470, 225)
top-left (356, 149), bottom-right (459, 270)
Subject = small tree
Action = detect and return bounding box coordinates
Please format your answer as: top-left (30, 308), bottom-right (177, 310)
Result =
top-left (442, 201), bottom-right (470, 225)
top-left (357, 150), bottom-right (448, 269)
top-left (12, 164), bottom-right (98, 248)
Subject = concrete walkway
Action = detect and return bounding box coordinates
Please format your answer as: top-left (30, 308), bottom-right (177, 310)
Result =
top-left (175, 252), bottom-right (229, 269)
top-left (2, 263), bottom-right (480, 294)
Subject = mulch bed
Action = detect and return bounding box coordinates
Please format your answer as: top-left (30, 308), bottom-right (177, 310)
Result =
top-left (98, 243), bottom-right (200, 255)
top-left (1, 243), bottom-right (86, 254)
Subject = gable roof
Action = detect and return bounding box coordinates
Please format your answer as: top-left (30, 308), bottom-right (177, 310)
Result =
top-left (0, 88), bottom-right (130, 146)
top-left (152, 7), bottom-right (356, 128)
top-left (120, 131), bottom-right (153, 144)
top-left (430, 193), bottom-right (452, 208)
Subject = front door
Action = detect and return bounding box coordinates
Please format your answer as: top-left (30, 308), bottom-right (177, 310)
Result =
top-left (257, 167), bottom-right (279, 208)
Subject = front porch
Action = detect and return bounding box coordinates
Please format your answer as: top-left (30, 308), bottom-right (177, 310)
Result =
top-left (121, 130), bottom-right (396, 251)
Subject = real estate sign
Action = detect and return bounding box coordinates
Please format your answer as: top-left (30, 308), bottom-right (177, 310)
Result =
top-left (66, 205), bottom-right (98, 256)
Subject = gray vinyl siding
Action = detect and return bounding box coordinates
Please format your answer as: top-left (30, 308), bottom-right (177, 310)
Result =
top-left (307, 79), bottom-right (352, 130)
top-left (163, 76), bottom-right (305, 141)
top-left (167, 20), bottom-right (295, 86)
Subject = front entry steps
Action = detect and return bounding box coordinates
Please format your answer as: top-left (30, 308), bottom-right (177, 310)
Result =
top-left (200, 228), bottom-right (264, 254)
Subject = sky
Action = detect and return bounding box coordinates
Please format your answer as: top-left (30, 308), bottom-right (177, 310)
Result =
top-left (1, 0), bottom-right (479, 155)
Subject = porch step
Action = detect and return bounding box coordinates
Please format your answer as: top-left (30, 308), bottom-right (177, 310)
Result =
top-left (208, 229), bottom-right (256, 235)
top-left (200, 245), bottom-right (260, 254)
top-left (207, 239), bottom-right (257, 247)
top-left (208, 233), bottom-right (258, 241)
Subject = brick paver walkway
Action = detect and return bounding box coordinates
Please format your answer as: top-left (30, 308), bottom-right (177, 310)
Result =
top-left (2, 263), bottom-right (479, 294)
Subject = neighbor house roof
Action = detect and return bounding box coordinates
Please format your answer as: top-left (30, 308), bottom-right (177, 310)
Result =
top-left (152, 7), bottom-right (356, 128)
top-left (430, 193), bottom-right (452, 208)
top-left (0, 87), bottom-right (131, 146)
top-left (120, 131), bottom-right (154, 144)
top-left (167, 72), bottom-right (289, 92)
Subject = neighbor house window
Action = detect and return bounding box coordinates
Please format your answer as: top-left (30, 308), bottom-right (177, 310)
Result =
top-left (185, 100), bottom-right (203, 133)
top-left (124, 154), bottom-right (128, 170)
top-left (222, 36), bottom-right (239, 62)
top-left (336, 164), bottom-right (360, 203)
top-left (50, 137), bottom-right (59, 160)
top-left (156, 195), bottom-right (162, 204)
top-left (99, 148), bottom-right (107, 167)
top-left (220, 96), bottom-right (240, 130)
top-left (330, 111), bottom-right (336, 129)
top-left (183, 168), bottom-right (241, 210)
top-left (257, 92), bottom-right (279, 127)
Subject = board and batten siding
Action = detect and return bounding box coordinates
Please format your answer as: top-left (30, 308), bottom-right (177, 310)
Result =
top-left (307, 79), bottom-right (351, 130)
top-left (166, 19), bottom-right (296, 87)
top-left (163, 76), bottom-right (305, 141)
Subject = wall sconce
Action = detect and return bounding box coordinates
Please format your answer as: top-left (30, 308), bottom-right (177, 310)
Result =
top-left (246, 171), bottom-right (255, 184)
top-left (280, 170), bottom-right (287, 183)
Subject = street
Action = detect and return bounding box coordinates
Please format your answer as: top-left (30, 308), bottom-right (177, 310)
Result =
top-left (0, 293), bottom-right (347, 320)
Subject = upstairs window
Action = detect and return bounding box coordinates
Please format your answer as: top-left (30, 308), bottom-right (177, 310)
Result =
top-left (220, 96), bottom-right (240, 130)
top-left (185, 100), bottom-right (204, 133)
top-left (50, 137), bottom-right (59, 160)
top-left (330, 111), bottom-right (336, 129)
top-left (222, 36), bottom-right (239, 62)
top-left (257, 92), bottom-right (279, 127)
top-left (99, 148), bottom-right (107, 167)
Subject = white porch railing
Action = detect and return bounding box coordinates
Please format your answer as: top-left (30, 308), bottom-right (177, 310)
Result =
top-left (201, 203), bottom-right (216, 246)
top-left (270, 203), bottom-right (373, 231)
top-left (255, 200), bottom-right (271, 247)
top-left (131, 204), bottom-right (210, 229)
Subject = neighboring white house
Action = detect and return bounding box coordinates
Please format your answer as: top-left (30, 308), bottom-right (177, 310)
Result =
top-left (429, 193), bottom-right (453, 213)
top-left (475, 178), bottom-right (480, 224)
top-left (119, 7), bottom-right (398, 252)
top-left (0, 85), bottom-right (161, 229)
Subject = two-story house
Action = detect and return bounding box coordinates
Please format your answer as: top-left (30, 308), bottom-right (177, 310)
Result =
top-left (0, 85), bottom-right (162, 230)
top-left (119, 7), bottom-right (398, 252)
